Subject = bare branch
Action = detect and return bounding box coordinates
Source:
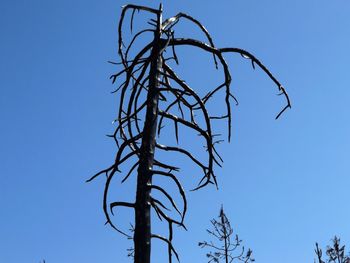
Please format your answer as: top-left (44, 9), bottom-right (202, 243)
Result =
top-left (110, 202), bottom-right (135, 215)
top-left (152, 170), bottom-right (187, 223)
top-left (151, 185), bottom-right (182, 216)
top-left (151, 234), bottom-right (180, 262)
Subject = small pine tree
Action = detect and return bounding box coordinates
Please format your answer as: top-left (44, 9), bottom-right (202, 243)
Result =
top-left (199, 206), bottom-right (254, 263)
top-left (315, 236), bottom-right (350, 263)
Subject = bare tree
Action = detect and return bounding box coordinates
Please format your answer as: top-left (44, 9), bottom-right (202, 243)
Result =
top-left (87, 3), bottom-right (290, 263)
top-left (315, 236), bottom-right (350, 263)
top-left (199, 206), bottom-right (254, 263)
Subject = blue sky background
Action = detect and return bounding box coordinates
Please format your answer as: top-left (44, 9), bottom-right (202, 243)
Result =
top-left (1, 0), bottom-right (350, 262)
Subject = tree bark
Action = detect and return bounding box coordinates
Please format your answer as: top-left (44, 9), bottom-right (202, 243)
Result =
top-left (133, 6), bottom-right (162, 263)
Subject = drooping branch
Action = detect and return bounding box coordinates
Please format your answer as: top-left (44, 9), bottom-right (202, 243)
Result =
top-left (152, 170), bottom-right (187, 224)
top-left (152, 234), bottom-right (180, 262)
top-left (167, 37), bottom-right (291, 136)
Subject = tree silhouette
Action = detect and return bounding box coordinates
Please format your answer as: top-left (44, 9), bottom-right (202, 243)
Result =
top-left (87, 4), bottom-right (290, 263)
top-left (315, 236), bottom-right (350, 263)
top-left (199, 206), bottom-right (254, 263)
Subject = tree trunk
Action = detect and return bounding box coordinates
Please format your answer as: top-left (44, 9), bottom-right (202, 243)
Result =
top-left (221, 208), bottom-right (229, 263)
top-left (133, 6), bottom-right (162, 263)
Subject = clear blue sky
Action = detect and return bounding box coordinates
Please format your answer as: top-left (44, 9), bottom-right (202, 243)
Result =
top-left (1, 0), bottom-right (350, 262)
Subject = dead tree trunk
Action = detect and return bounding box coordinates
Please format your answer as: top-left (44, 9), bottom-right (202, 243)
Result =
top-left (88, 3), bottom-right (290, 263)
top-left (134, 5), bottom-right (162, 263)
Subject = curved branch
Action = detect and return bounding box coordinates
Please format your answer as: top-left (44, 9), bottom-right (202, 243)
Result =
top-left (151, 234), bottom-right (180, 262)
top-left (151, 185), bottom-right (181, 216)
top-left (158, 110), bottom-right (217, 189)
top-left (163, 63), bottom-right (222, 172)
top-left (152, 170), bottom-right (187, 223)
top-left (125, 29), bottom-right (155, 63)
top-left (110, 202), bottom-right (135, 215)
top-left (167, 38), bottom-right (291, 120)
top-left (156, 143), bottom-right (208, 172)
top-left (121, 161), bottom-right (139, 183)
top-left (117, 43), bottom-right (153, 144)
top-left (151, 197), bottom-right (171, 211)
top-left (151, 201), bottom-right (185, 229)
top-left (103, 168), bottom-right (131, 238)
top-left (162, 12), bottom-right (218, 68)
top-left (118, 5), bottom-right (160, 66)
